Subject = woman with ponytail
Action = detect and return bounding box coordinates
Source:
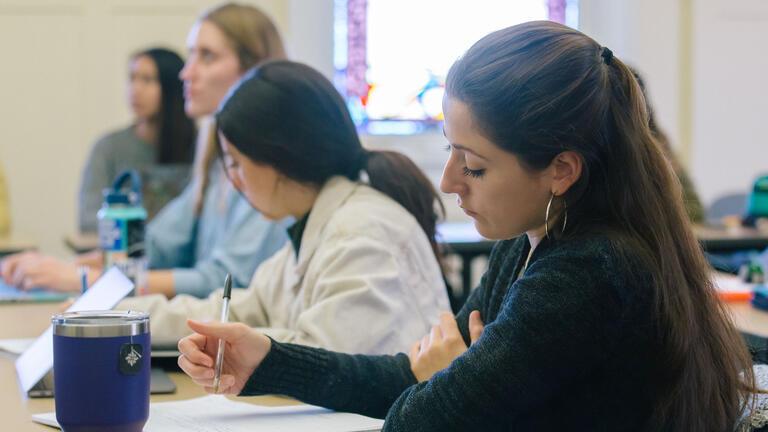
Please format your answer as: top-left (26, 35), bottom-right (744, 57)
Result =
top-left (136, 61), bottom-right (450, 355)
top-left (176, 21), bottom-right (759, 431)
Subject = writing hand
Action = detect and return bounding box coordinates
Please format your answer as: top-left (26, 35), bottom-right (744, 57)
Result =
top-left (177, 319), bottom-right (271, 395)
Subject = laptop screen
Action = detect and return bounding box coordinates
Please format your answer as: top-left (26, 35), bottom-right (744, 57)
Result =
top-left (0, 280), bottom-right (72, 303)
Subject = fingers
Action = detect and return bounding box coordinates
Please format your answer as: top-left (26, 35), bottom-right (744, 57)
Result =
top-left (19, 276), bottom-right (34, 291)
top-left (0, 257), bottom-right (11, 283)
top-left (202, 375), bottom-right (237, 394)
top-left (408, 340), bottom-right (420, 361)
top-left (16, 272), bottom-right (44, 291)
top-left (9, 258), bottom-right (30, 288)
top-left (9, 254), bottom-right (46, 289)
top-left (187, 319), bottom-right (245, 341)
top-left (0, 252), bottom-right (30, 283)
top-left (19, 269), bottom-right (54, 291)
top-left (220, 375), bottom-right (236, 393)
top-left (438, 312), bottom-right (459, 338)
top-left (418, 334), bottom-right (429, 357)
top-left (178, 353), bottom-right (215, 382)
top-left (429, 324), bottom-right (443, 346)
top-left (19, 273), bottom-right (40, 291)
top-left (178, 333), bottom-right (214, 367)
top-left (469, 310), bottom-right (485, 345)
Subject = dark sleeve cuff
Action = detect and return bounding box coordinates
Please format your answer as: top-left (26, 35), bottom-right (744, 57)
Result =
top-left (239, 337), bottom-right (418, 419)
top-left (240, 337), bottom-right (330, 397)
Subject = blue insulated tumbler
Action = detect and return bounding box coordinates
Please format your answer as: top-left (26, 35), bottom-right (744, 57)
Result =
top-left (52, 311), bottom-right (150, 432)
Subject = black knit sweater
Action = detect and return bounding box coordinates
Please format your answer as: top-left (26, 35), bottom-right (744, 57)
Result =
top-left (241, 235), bottom-right (657, 431)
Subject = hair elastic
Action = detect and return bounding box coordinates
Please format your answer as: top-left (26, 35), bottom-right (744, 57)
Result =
top-left (601, 47), bottom-right (613, 65)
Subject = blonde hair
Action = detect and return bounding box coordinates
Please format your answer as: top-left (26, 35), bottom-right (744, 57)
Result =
top-left (191, 2), bottom-right (287, 215)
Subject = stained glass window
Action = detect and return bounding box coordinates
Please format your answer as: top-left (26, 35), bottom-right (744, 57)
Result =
top-left (334, 0), bottom-right (579, 134)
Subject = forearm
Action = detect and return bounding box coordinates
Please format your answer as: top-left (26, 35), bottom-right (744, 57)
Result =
top-left (241, 340), bottom-right (416, 419)
top-left (117, 290), bottom-right (226, 343)
top-left (148, 270), bottom-right (175, 298)
top-left (73, 250), bottom-right (103, 268)
top-left (383, 381), bottom-right (457, 431)
top-left (170, 266), bottom-right (221, 298)
top-left (71, 253), bottom-right (173, 296)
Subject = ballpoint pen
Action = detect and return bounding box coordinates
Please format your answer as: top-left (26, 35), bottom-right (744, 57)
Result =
top-left (77, 266), bottom-right (88, 294)
top-left (212, 273), bottom-right (232, 393)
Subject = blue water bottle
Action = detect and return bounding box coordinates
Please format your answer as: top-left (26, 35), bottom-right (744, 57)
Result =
top-left (98, 170), bottom-right (148, 296)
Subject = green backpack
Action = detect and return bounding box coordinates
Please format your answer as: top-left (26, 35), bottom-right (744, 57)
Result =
top-left (748, 176), bottom-right (768, 217)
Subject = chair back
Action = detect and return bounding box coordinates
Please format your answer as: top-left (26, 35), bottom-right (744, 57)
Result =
top-left (707, 193), bottom-right (748, 226)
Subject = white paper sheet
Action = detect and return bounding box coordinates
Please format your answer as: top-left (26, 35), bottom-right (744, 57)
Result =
top-left (15, 267), bottom-right (135, 394)
top-left (0, 337), bottom-right (34, 355)
top-left (32, 395), bottom-right (383, 432)
top-left (713, 272), bottom-right (756, 294)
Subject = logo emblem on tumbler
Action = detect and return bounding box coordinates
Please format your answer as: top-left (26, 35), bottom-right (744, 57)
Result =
top-left (125, 347), bottom-right (141, 366)
top-left (119, 343), bottom-right (143, 375)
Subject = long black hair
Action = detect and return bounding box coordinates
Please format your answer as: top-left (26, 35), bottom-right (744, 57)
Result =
top-left (135, 48), bottom-right (196, 164)
top-left (216, 60), bottom-right (444, 267)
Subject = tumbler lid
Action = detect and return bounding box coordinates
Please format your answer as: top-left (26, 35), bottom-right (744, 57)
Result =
top-left (52, 310), bottom-right (149, 338)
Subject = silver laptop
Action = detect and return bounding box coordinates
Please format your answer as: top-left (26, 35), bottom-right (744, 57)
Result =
top-left (28, 367), bottom-right (175, 398)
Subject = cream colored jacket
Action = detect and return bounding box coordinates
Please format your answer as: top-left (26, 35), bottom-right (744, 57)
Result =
top-left (119, 176), bottom-right (450, 355)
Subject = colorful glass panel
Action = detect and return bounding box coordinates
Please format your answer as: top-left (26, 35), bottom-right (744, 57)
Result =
top-left (334, 0), bottom-right (579, 134)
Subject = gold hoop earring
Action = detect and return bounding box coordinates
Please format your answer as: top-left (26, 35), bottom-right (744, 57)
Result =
top-left (562, 199), bottom-right (568, 234)
top-left (545, 193), bottom-right (554, 238)
top-left (545, 193), bottom-right (568, 239)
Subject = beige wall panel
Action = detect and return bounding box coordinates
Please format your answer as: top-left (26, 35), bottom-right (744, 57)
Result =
top-left (0, 8), bottom-right (84, 257)
top-left (691, 0), bottom-right (768, 207)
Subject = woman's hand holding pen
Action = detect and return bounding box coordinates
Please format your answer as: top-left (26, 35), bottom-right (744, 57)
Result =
top-left (178, 319), bottom-right (271, 395)
top-left (408, 311), bottom-right (485, 382)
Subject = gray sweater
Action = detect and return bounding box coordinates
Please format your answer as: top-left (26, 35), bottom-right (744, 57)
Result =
top-left (241, 235), bottom-right (658, 431)
top-left (78, 127), bottom-right (189, 233)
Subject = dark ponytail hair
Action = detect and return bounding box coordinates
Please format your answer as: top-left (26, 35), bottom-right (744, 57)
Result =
top-left (135, 48), bottom-right (196, 164)
top-left (446, 21), bottom-right (756, 431)
top-left (629, 66), bottom-right (705, 223)
top-left (216, 61), bottom-right (444, 266)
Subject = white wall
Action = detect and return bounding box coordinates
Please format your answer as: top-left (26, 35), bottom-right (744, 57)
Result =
top-left (285, 0), bottom-right (334, 80)
top-left (690, 0), bottom-right (768, 206)
top-left (580, 0), bottom-right (683, 157)
top-left (581, 0), bottom-right (768, 209)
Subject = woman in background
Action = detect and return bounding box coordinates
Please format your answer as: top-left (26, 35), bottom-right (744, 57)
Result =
top-left (79, 48), bottom-right (196, 232)
top-left (1, 3), bottom-right (288, 298)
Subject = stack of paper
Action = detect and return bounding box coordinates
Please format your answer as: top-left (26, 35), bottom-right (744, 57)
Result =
top-left (713, 272), bottom-right (756, 302)
top-left (32, 395), bottom-right (384, 432)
